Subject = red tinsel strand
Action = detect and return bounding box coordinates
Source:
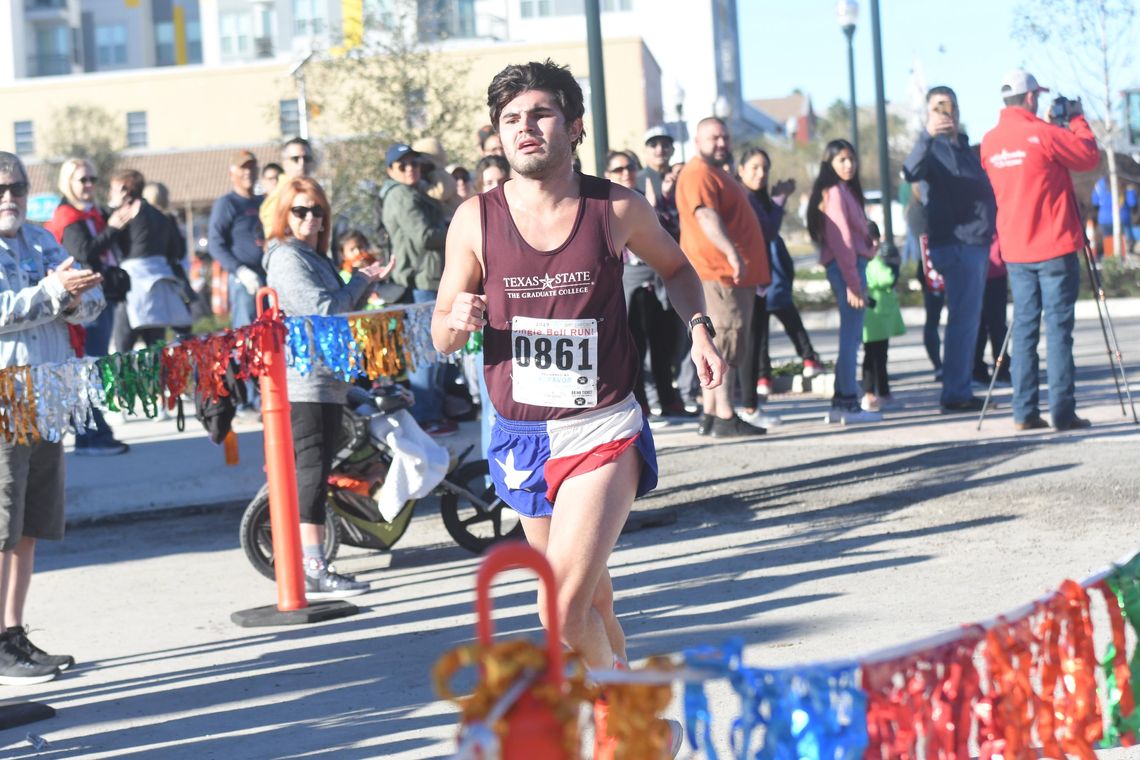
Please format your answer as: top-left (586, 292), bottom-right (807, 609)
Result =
top-left (1034, 600), bottom-right (1065, 759)
top-left (231, 316), bottom-right (279, 380)
top-left (1053, 580), bottom-right (1103, 759)
top-left (160, 344), bottom-right (194, 411)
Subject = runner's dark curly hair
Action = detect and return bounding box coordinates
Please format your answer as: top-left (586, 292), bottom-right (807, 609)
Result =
top-left (487, 60), bottom-right (586, 148)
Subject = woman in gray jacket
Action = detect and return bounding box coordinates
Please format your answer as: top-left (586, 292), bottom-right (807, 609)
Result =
top-left (264, 177), bottom-right (386, 599)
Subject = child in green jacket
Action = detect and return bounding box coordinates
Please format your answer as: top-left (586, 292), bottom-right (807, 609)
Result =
top-left (862, 222), bottom-right (906, 411)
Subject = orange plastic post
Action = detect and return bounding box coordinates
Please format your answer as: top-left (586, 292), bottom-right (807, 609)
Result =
top-left (256, 287), bottom-right (307, 612)
top-left (476, 542), bottom-right (571, 759)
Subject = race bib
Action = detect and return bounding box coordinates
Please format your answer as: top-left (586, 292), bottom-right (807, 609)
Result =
top-left (510, 316), bottom-right (597, 409)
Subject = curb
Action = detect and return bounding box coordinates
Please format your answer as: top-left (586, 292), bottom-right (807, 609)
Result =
top-left (799, 297), bottom-right (1140, 331)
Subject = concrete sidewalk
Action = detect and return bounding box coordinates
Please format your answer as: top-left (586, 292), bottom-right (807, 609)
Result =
top-left (63, 408), bottom-right (483, 525)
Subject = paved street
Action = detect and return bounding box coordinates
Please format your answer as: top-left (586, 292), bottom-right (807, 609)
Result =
top-left (2, 315), bottom-right (1139, 758)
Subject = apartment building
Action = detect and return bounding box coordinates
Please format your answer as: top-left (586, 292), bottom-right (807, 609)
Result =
top-left (2, 0), bottom-right (764, 226)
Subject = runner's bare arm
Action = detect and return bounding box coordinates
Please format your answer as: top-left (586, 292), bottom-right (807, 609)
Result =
top-left (611, 187), bottom-right (726, 389)
top-left (431, 197), bottom-right (488, 354)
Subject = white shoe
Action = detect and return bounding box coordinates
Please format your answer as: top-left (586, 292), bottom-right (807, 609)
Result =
top-left (824, 407), bottom-right (843, 424)
top-left (840, 407), bottom-right (883, 424)
top-left (741, 408), bottom-right (781, 428)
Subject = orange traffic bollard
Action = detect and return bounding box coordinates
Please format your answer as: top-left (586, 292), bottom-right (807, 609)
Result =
top-left (255, 288), bottom-right (307, 612)
top-left (231, 288), bottom-right (359, 627)
top-left (476, 543), bottom-right (573, 760)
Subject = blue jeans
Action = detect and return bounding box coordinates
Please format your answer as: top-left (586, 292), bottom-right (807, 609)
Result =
top-left (229, 275), bottom-right (259, 329)
top-left (409, 288), bottom-right (445, 423)
top-left (929, 244), bottom-right (988, 405)
top-left (230, 274), bottom-right (263, 407)
top-left (1007, 253), bottom-right (1080, 426)
top-left (825, 257), bottom-right (868, 406)
top-left (76, 308), bottom-right (117, 448)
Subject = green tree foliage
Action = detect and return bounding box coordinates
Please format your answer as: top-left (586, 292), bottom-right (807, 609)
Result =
top-left (313, 0), bottom-right (481, 233)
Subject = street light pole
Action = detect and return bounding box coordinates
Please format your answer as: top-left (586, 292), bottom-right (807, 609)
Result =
top-left (584, 0), bottom-right (609, 170)
top-left (869, 0), bottom-right (896, 254)
top-left (837, 1), bottom-right (859, 157)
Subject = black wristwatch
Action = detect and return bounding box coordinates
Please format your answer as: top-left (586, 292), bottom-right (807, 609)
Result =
top-left (689, 315), bottom-right (716, 338)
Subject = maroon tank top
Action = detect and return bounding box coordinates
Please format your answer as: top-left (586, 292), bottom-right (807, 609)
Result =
top-left (480, 174), bottom-right (637, 421)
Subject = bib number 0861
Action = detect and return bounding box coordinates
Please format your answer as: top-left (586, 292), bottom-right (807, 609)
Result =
top-left (513, 336), bottom-right (594, 371)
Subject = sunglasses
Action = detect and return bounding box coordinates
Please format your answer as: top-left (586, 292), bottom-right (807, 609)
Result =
top-left (607, 165), bottom-right (634, 174)
top-left (79, 176), bottom-right (99, 185)
top-left (290, 205), bottom-right (326, 220)
top-left (287, 155), bottom-right (314, 163)
top-left (0, 182), bottom-right (29, 198)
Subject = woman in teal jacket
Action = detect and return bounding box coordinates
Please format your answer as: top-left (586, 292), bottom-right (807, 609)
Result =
top-left (862, 222), bottom-right (905, 412)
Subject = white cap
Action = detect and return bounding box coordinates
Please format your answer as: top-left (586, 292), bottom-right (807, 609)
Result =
top-left (643, 125), bottom-right (674, 145)
top-left (1000, 69), bottom-right (1049, 97)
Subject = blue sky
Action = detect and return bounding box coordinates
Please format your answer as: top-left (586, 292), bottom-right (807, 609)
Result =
top-left (738, 0), bottom-right (1140, 140)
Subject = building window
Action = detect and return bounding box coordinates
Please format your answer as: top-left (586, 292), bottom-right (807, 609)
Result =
top-left (601, 0), bottom-right (631, 9)
top-left (32, 24), bottom-right (71, 75)
top-left (95, 24), bottom-right (127, 67)
top-left (220, 12), bottom-right (253, 57)
top-left (365, 0), bottom-right (395, 28)
top-left (126, 111), bottom-right (147, 148)
top-left (520, 0), bottom-right (552, 17)
top-left (280, 99), bottom-right (300, 137)
top-left (13, 121), bottom-right (34, 156)
top-left (186, 20), bottom-right (203, 63)
top-left (293, 0), bottom-right (326, 36)
top-left (155, 21), bottom-right (175, 65)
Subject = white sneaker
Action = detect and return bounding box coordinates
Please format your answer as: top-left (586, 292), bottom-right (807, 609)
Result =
top-left (741, 408), bottom-right (781, 428)
top-left (840, 407), bottom-right (883, 424)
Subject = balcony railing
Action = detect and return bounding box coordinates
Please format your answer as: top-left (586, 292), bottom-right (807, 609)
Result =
top-left (27, 53), bottom-right (72, 77)
top-left (419, 13), bottom-right (507, 41)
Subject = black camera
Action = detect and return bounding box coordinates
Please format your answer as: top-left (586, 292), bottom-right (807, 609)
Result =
top-left (1048, 95), bottom-right (1083, 127)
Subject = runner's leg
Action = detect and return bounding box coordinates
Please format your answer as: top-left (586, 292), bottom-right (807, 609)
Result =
top-left (521, 512), bottom-right (628, 664)
top-left (519, 445), bottom-right (640, 668)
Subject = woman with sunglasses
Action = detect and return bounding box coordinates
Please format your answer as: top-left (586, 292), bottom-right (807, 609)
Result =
top-left (264, 177), bottom-right (388, 599)
top-left (44, 158), bottom-right (138, 456)
top-left (606, 150), bottom-right (687, 421)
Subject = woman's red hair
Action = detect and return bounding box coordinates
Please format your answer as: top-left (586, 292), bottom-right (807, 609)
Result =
top-left (269, 177), bottom-right (332, 254)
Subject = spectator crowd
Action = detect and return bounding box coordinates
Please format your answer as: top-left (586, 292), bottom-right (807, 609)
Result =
top-left (0, 59), bottom-right (1119, 684)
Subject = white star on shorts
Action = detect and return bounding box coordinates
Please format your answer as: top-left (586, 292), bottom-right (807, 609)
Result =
top-left (495, 450), bottom-right (533, 491)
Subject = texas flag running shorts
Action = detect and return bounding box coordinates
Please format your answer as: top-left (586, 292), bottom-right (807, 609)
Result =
top-left (487, 393), bottom-right (659, 518)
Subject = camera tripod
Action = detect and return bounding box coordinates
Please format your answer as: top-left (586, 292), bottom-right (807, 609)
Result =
top-left (977, 242), bottom-right (1138, 430)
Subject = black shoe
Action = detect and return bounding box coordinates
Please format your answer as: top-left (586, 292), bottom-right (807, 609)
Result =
top-left (1055, 415), bottom-right (1092, 431)
top-left (697, 414), bottom-right (714, 436)
top-left (74, 439), bottom-right (129, 457)
top-left (3, 626), bottom-right (74, 671)
top-left (304, 559), bottom-right (369, 600)
top-left (941, 398), bottom-right (985, 413)
top-left (660, 401), bottom-right (699, 419)
top-left (0, 637), bottom-right (58, 685)
top-left (1015, 416), bottom-right (1050, 431)
top-left (710, 414), bottom-right (766, 438)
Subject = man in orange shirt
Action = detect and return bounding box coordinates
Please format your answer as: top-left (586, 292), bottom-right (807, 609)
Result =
top-left (675, 117), bottom-right (771, 437)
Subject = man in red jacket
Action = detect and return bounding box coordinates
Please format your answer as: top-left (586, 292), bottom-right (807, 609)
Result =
top-left (981, 69), bottom-right (1099, 431)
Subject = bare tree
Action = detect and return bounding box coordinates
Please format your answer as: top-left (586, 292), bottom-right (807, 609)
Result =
top-left (1015, 0), bottom-right (1136, 260)
top-left (41, 104), bottom-right (124, 186)
top-left (311, 0), bottom-right (481, 232)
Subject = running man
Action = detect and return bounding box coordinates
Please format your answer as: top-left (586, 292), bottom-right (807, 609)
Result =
top-left (431, 60), bottom-right (724, 757)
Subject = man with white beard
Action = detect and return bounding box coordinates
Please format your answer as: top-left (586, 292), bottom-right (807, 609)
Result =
top-left (0, 152), bottom-right (104, 684)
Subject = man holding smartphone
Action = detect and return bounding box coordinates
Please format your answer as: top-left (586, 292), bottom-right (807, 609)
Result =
top-left (903, 86), bottom-right (997, 413)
